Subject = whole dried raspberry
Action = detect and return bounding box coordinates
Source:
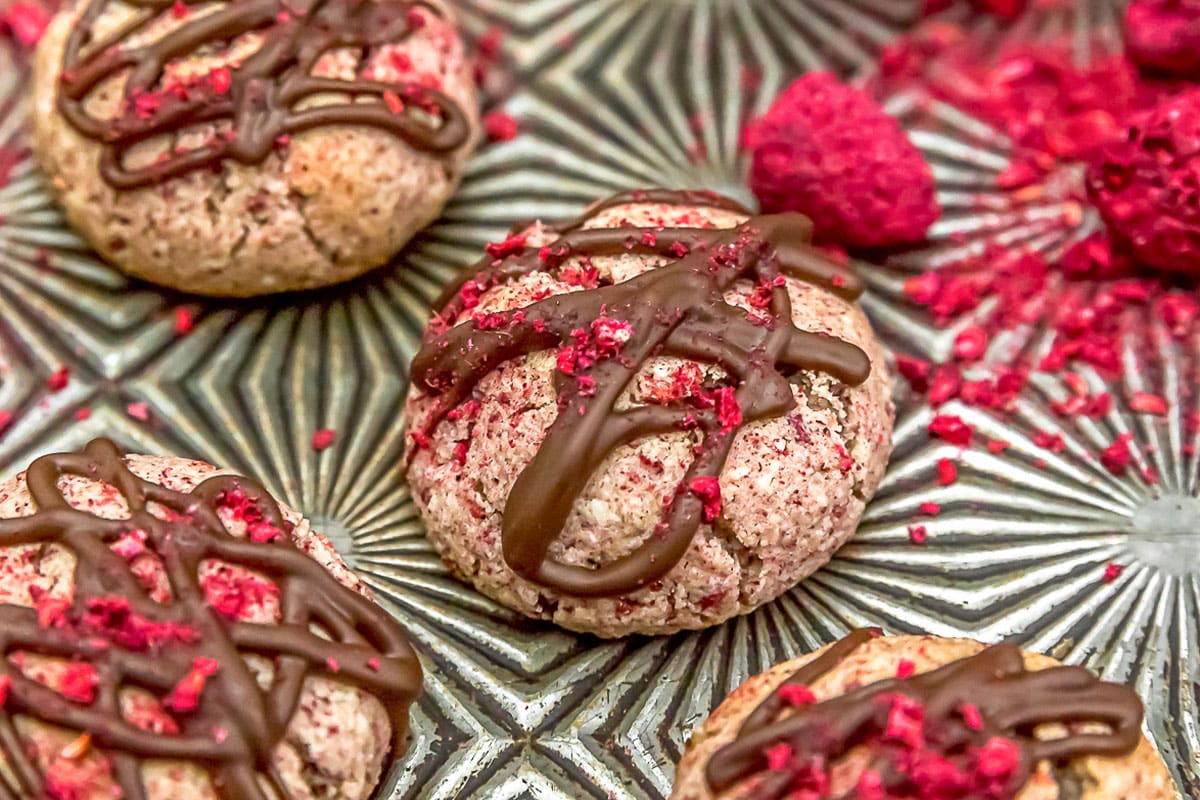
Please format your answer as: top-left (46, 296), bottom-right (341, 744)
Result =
top-left (1087, 89), bottom-right (1200, 274)
top-left (1124, 0), bottom-right (1200, 77)
top-left (747, 72), bottom-right (940, 248)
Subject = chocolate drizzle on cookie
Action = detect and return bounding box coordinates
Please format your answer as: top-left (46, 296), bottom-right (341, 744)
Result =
top-left (58, 0), bottom-right (470, 189)
top-left (705, 629), bottom-right (1145, 799)
top-left (411, 189), bottom-right (871, 598)
top-left (0, 439), bottom-right (421, 800)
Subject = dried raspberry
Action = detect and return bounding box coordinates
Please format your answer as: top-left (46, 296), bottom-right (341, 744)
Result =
top-left (1103, 561), bottom-right (1126, 583)
top-left (920, 502), bottom-right (941, 516)
top-left (778, 684), bottom-right (816, 706)
top-left (896, 659), bottom-right (916, 678)
top-left (483, 111), bottom-right (519, 142)
top-left (927, 365), bottom-right (962, 407)
top-left (201, 565), bottom-right (280, 621)
top-left (960, 702), bottom-right (983, 730)
top-left (856, 769), bottom-right (885, 800)
top-left (714, 387), bottom-right (742, 434)
top-left (1087, 89), bottom-right (1200, 275)
top-left (975, 736), bottom-right (1020, 780)
top-left (1131, 392), bottom-right (1167, 415)
top-left (765, 742), bottom-right (792, 771)
top-left (1124, 0), bottom-right (1200, 77)
top-left (47, 365), bottom-right (69, 392)
top-left (936, 458), bottom-right (958, 485)
top-left (908, 525), bottom-right (928, 544)
top-left (952, 326), bottom-right (988, 361)
top-left (928, 414), bottom-right (973, 446)
top-left (747, 72), bottom-right (939, 247)
top-left (311, 428), bottom-right (336, 451)
top-left (1100, 433), bottom-right (1134, 475)
top-left (484, 233), bottom-right (527, 259)
top-left (1, 1), bottom-right (49, 47)
top-left (209, 67), bottom-right (232, 94)
top-left (884, 693), bottom-right (926, 748)
top-left (1034, 431), bottom-right (1067, 453)
top-left (382, 90), bottom-right (405, 114)
top-left (688, 476), bottom-right (722, 522)
top-left (165, 657), bottom-right (219, 713)
top-left (174, 307), bottom-right (193, 335)
top-left (59, 663), bottom-right (98, 704)
top-left (0, 410), bottom-right (12, 436)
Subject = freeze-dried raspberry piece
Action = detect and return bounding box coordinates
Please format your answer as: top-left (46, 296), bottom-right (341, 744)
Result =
top-left (1124, 0), bottom-right (1200, 78)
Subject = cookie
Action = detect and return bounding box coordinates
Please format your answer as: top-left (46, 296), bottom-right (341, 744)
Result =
top-left (0, 438), bottom-right (421, 799)
top-left (31, 0), bottom-right (479, 297)
top-left (671, 631), bottom-right (1177, 800)
top-left (403, 189), bottom-right (895, 638)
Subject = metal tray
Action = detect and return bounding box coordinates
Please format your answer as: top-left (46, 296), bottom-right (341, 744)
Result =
top-left (0, 0), bottom-right (1194, 797)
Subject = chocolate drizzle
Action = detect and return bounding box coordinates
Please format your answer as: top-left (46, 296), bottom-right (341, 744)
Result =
top-left (58, 0), bottom-right (470, 189)
top-left (411, 189), bottom-right (871, 598)
top-left (705, 630), bottom-right (1145, 799)
top-left (0, 439), bottom-right (421, 800)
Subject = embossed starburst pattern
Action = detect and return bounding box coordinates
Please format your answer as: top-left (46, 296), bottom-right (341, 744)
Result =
top-left (0, 0), bottom-right (1194, 798)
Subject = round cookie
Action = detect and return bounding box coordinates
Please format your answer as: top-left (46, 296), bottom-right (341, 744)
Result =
top-left (0, 438), bottom-right (421, 800)
top-left (32, 0), bottom-right (479, 297)
top-left (671, 631), bottom-right (1178, 800)
top-left (404, 189), bottom-right (895, 638)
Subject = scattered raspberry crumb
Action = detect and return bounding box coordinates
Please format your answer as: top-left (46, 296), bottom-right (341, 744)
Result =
top-left (936, 458), bottom-right (958, 485)
top-left (747, 72), bottom-right (939, 248)
top-left (382, 90), bottom-right (405, 114)
top-left (953, 326), bottom-right (988, 361)
top-left (1130, 392), bottom-right (1167, 415)
top-left (908, 525), bottom-right (928, 544)
top-left (174, 307), bottom-right (193, 335)
top-left (928, 414), bottom-right (973, 446)
top-left (919, 502), bottom-right (941, 516)
top-left (1103, 561), bottom-right (1126, 583)
top-left (165, 657), bottom-right (219, 713)
top-left (126, 402), bottom-right (150, 421)
top-left (778, 684), bottom-right (816, 706)
top-left (47, 365), bottom-right (69, 392)
top-left (483, 110), bottom-right (519, 142)
top-left (688, 476), bottom-right (722, 522)
top-left (0, 410), bottom-right (11, 435)
top-left (1100, 433), bottom-right (1134, 475)
top-left (311, 428), bottom-right (336, 451)
top-left (1, 0), bottom-right (49, 47)
top-left (764, 742), bottom-right (792, 771)
top-left (1034, 431), bottom-right (1067, 453)
top-left (896, 658), bottom-right (916, 678)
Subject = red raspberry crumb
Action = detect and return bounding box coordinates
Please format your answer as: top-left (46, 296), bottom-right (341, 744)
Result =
top-left (688, 476), bottom-right (722, 522)
top-left (383, 90), bottom-right (405, 114)
top-left (59, 663), bottom-right (98, 704)
top-left (976, 736), bottom-right (1021, 781)
top-left (1034, 431), bottom-right (1067, 453)
top-left (1130, 392), bottom-right (1167, 415)
top-left (778, 684), bottom-right (816, 706)
top-left (484, 233), bottom-right (527, 259)
top-left (311, 428), bottom-right (336, 451)
top-left (884, 693), bottom-right (926, 748)
top-left (1, 1), bottom-right (49, 47)
top-left (896, 659), bottom-right (916, 678)
top-left (856, 769), bottom-right (885, 800)
top-left (326, 656), bottom-right (340, 673)
top-left (1100, 433), bottom-right (1134, 475)
top-left (209, 67), bottom-right (232, 94)
top-left (908, 525), bottom-right (928, 544)
top-left (936, 458), bottom-right (958, 486)
top-left (47, 365), bottom-right (69, 392)
top-left (747, 72), bottom-right (940, 248)
top-left (171, 0), bottom-right (188, 17)
top-left (483, 111), bottom-right (519, 142)
top-left (1087, 89), bottom-right (1200, 275)
top-left (927, 414), bottom-right (973, 446)
top-left (715, 387), bottom-right (743, 433)
top-left (1124, 0), bottom-right (1200, 77)
top-left (165, 657), bottom-right (219, 713)
top-left (0, 410), bottom-right (11, 435)
top-left (765, 742), bottom-right (792, 771)
top-left (0, 674), bottom-right (9, 707)
top-left (920, 502), bottom-right (941, 516)
top-left (960, 702), bottom-right (983, 730)
top-left (174, 307), bottom-right (193, 335)
top-left (1103, 561), bottom-right (1126, 583)
top-left (201, 564), bottom-right (280, 621)
top-left (952, 326), bottom-right (988, 361)
top-left (895, 354), bottom-right (931, 392)
top-left (127, 402), bottom-right (150, 421)
top-left (986, 438), bottom-right (1009, 453)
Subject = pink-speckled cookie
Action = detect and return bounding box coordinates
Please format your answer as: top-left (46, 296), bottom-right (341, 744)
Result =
top-left (403, 189), bottom-right (895, 638)
top-left (31, 0), bottom-right (479, 296)
top-left (672, 632), bottom-right (1177, 800)
top-left (0, 439), bottom-right (420, 800)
